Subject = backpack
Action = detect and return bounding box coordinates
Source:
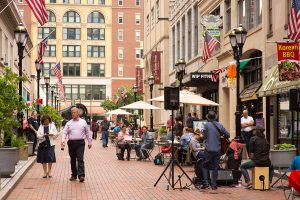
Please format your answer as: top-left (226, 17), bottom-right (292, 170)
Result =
top-left (154, 153), bottom-right (164, 165)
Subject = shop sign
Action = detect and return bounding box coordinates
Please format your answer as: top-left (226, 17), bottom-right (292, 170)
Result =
top-left (135, 67), bottom-right (143, 93)
top-left (277, 42), bottom-right (300, 81)
top-left (190, 72), bottom-right (212, 81)
top-left (201, 15), bottom-right (222, 37)
top-left (150, 51), bottom-right (161, 84)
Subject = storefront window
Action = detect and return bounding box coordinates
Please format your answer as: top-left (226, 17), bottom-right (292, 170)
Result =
top-left (202, 90), bottom-right (218, 119)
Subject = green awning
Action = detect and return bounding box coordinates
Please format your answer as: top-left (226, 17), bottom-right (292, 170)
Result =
top-left (257, 65), bottom-right (300, 97)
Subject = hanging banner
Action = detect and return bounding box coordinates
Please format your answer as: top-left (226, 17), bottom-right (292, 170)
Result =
top-left (136, 67), bottom-right (143, 93)
top-left (277, 42), bottom-right (300, 81)
top-left (227, 61), bottom-right (236, 78)
top-left (150, 51), bottom-right (161, 84)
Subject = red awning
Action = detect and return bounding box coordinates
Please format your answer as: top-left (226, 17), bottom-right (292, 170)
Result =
top-left (87, 106), bottom-right (105, 114)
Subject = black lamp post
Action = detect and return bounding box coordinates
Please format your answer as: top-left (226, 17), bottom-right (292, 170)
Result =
top-left (133, 84), bottom-right (138, 129)
top-left (175, 59), bottom-right (186, 121)
top-left (229, 24), bottom-right (247, 137)
top-left (35, 60), bottom-right (41, 113)
top-left (148, 75), bottom-right (155, 132)
top-left (44, 74), bottom-right (50, 106)
top-left (54, 93), bottom-right (58, 110)
top-left (50, 85), bottom-right (55, 107)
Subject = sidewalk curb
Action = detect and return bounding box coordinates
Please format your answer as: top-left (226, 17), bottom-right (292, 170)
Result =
top-left (0, 156), bottom-right (36, 200)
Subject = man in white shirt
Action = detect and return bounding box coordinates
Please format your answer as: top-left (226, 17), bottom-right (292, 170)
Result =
top-left (241, 109), bottom-right (254, 155)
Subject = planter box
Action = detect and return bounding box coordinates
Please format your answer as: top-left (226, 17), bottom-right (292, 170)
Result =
top-left (270, 149), bottom-right (296, 168)
top-left (19, 145), bottom-right (28, 160)
top-left (15, 147), bottom-right (20, 164)
top-left (27, 141), bottom-right (33, 156)
top-left (0, 147), bottom-right (18, 177)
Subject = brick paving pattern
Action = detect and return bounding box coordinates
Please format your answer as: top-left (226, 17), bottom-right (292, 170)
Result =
top-left (7, 138), bottom-right (287, 200)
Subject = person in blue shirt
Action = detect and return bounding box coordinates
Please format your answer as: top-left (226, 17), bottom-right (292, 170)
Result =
top-left (201, 110), bottom-right (230, 190)
top-left (290, 156), bottom-right (300, 170)
top-left (178, 127), bottom-right (194, 164)
top-left (135, 126), bottom-right (154, 160)
top-left (113, 123), bottom-right (121, 137)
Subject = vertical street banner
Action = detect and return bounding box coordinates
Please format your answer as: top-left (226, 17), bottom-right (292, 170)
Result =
top-left (136, 67), bottom-right (143, 93)
top-left (277, 42), bottom-right (300, 81)
top-left (150, 51), bottom-right (161, 84)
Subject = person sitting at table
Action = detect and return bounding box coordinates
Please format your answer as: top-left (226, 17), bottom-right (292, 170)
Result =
top-left (190, 129), bottom-right (205, 160)
top-left (113, 123), bottom-right (121, 137)
top-left (117, 125), bottom-right (131, 161)
top-left (178, 127), bottom-right (194, 164)
top-left (135, 126), bottom-right (154, 161)
top-left (290, 155), bottom-right (300, 170)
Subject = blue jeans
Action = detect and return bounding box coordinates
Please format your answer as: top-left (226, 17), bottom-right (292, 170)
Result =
top-left (240, 160), bottom-right (274, 183)
top-left (102, 130), bottom-right (108, 145)
top-left (202, 151), bottom-right (220, 187)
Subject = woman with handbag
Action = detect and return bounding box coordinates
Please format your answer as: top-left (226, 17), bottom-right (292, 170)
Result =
top-left (37, 115), bottom-right (59, 178)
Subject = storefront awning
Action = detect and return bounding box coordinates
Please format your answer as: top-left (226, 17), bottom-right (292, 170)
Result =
top-left (240, 82), bottom-right (262, 101)
top-left (257, 65), bottom-right (300, 97)
top-left (87, 106), bottom-right (105, 115)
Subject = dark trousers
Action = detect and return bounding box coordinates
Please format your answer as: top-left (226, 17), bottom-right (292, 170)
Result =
top-left (92, 131), bottom-right (97, 140)
top-left (242, 131), bottom-right (253, 154)
top-left (118, 143), bottom-right (131, 159)
top-left (102, 130), bottom-right (108, 145)
top-left (67, 140), bottom-right (85, 178)
top-left (28, 132), bottom-right (37, 154)
top-left (202, 151), bottom-right (221, 188)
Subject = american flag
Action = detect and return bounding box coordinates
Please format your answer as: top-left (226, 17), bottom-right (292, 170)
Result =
top-left (288, 0), bottom-right (300, 41)
top-left (25, 0), bottom-right (48, 26)
top-left (211, 68), bottom-right (224, 82)
top-left (52, 62), bottom-right (62, 80)
top-left (202, 31), bottom-right (219, 63)
top-left (52, 62), bottom-right (67, 103)
top-left (37, 37), bottom-right (48, 64)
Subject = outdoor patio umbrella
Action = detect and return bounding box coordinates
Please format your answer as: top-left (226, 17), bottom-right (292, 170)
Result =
top-left (149, 89), bottom-right (219, 106)
top-left (120, 101), bottom-right (161, 110)
top-left (105, 108), bottom-right (132, 115)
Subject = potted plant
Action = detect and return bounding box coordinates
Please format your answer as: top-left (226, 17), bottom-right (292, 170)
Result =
top-left (0, 67), bottom-right (26, 177)
top-left (12, 136), bottom-right (28, 161)
top-left (158, 126), bottom-right (167, 141)
top-left (270, 143), bottom-right (296, 168)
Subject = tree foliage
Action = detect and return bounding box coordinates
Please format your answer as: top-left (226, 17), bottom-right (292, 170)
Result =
top-left (101, 86), bottom-right (144, 111)
top-left (39, 106), bottom-right (63, 128)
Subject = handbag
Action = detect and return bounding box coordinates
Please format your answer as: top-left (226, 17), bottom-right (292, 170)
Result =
top-left (211, 121), bottom-right (230, 155)
top-left (39, 140), bottom-right (48, 149)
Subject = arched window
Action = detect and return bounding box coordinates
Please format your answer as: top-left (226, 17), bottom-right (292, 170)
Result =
top-left (63, 11), bottom-right (80, 23)
top-left (47, 10), bottom-right (56, 22)
top-left (87, 12), bottom-right (105, 23)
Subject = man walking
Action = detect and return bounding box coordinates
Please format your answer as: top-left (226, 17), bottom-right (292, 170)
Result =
top-left (100, 117), bottom-right (110, 147)
top-left (241, 109), bottom-right (254, 154)
top-left (28, 111), bottom-right (39, 155)
top-left (61, 107), bottom-right (92, 182)
top-left (201, 110), bottom-right (230, 190)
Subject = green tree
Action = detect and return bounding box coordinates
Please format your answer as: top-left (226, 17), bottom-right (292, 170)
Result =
top-left (0, 67), bottom-right (26, 146)
top-left (101, 86), bottom-right (143, 111)
top-left (39, 106), bottom-right (63, 128)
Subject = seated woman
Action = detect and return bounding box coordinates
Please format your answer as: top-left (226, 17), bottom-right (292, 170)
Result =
top-left (289, 156), bottom-right (300, 194)
top-left (190, 129), bottom-right (205, 160)
top-left (117, 125), bottom-right (131, 161)
top-left (226, 137), bottom-right (245, 170)
top-left (178, 127), bottom-right (194, 164)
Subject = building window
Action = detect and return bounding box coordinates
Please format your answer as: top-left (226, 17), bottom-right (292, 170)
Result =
top-left (38, 27), bottom-right (56, 39)
top-left (44, 45), bottom-right (56, 57)
top-left (268, 0), bottom-right (273, 35)
top-left (118, 0), bottom-right (123, 6)
top-left (49, 0), bottom-right (56, 3)
top-left (87, 0), bottom-right (93, 4)
top-left (172, 26), bottom-right (175, 68)
top-left (63, 28), bottom-right (80, 40)
top-left (151, 9), bottom-right (154, 28)
top-left (136, 13), bottom-right (141, 25)
top-left (135, 30), bottom-right (141, 41)
top-left (135, 49), bottom-right (142, 59)
top-left (194, 5), bottom-right (198, 56)
top-left (87, 63), bottom-right (105, 77)
top-left (243, 51), bottom-right (262, 87)
top-left (63, 11), bottom-right (80, 23)
top-left (62, 45), bottom-right (81, 57)
top-left (146, 15), bottom-right (149, 34)
top-left (98, 0), bottom-right (105, 5)
top-left (225, 0), bottom-right (231, 33)
top-left (136, 0), bottom-right (140, 6)
top-left (181, 16), bottom-right (185, 59)
top-left (187, 10), bottom-right (191, 60)
top-left (19, 0), bottom-right (24, 2)
top-left (74, 0), bottom-right (80, 4)
top-left (63, 63), bottom-right (80, 76)
top-left (238, 0), bottom-right (262, 31)
top-left (85, 85), bottom-right (106, 100)
top-left (176, 22), bottom-right (180, 61)
top-left (87, 46), bottom-right (105, 58)
top-left (118, 29), bottom-right (124, 41)
top-left (87, 28), bottom-right (105, 40)
top-left (118, 12), bottom-right (123, 24)
top-left (63, 0), bottom-right (69, 3)
top-left (87, 12), bottom-right (105, 23)
top-left (118, 48), bottom-right (124, 59)
top-left (47, 10), bottom-right (56, 22)
top-left (41, 63), bottom-right (55, 76)
top-left (156, 1), bottom-right (159, 23)
top-left (118, 64), bottom-right (123, 76)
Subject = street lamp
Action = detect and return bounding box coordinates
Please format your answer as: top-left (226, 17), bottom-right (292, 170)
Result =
top-left (44, 74), bottom-right (50, 106)
top-left (133, 85), bottom-right (138, 129)
top-left (229, 24), bottom-right (247, 137)
top-left (54, 93), bottom-right (58, 110)
top-left (15, 23), bottom-right (28, 103)
top-left (35, 60), bottom-right (41, 113)
top-left (50, 85), bottom-right (55, 107)
top-left (148, 75), bottom-right (155, 132)
top-left (175, 58), bottom-right (186, 90)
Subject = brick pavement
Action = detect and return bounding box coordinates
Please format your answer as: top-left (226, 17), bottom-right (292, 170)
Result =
top-left (7, 138), bottom-right (287, 200)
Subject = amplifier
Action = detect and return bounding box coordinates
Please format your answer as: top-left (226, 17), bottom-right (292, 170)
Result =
top-left (210, 169), bottom-right (234, 185)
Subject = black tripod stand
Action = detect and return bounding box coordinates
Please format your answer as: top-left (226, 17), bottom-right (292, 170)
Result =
top-left (154, 109), bottom-right (193, 190)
